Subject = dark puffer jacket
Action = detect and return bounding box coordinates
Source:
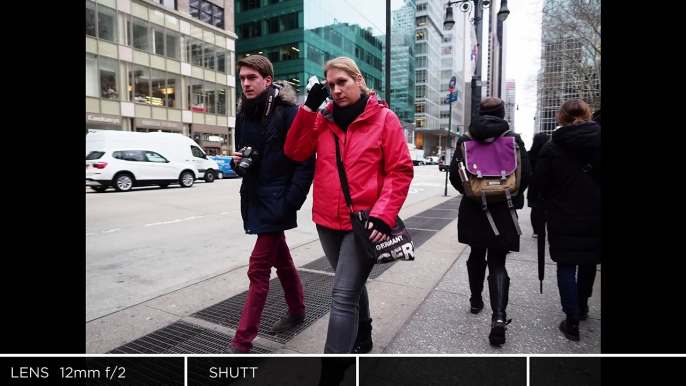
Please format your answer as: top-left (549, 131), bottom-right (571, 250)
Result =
top-left (233, 81), bottom-right (315, 235)
top-left (449, 115), bottom-right (532, 252)
top-left (534, 121), bottom-right (601, 265)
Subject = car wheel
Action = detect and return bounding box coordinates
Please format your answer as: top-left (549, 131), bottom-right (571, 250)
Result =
top-left (158, 183), bottom-right (170, 189)
top-left (113, 173), bottom-right (134, 192)
top-left (204, 170), bottom-right (215, 183)
top-left (216, 171), bottom-right (224, 180)
top-left (180, 171), bottom-right (195, 188)
top-left (90, 186), bottom-right (108, 193)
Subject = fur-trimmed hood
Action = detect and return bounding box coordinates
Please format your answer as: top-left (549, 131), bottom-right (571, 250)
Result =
top-left (237, 80), bottom-right (297, 113)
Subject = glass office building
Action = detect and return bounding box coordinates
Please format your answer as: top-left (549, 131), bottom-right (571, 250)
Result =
top-left (235, 0), bottom-right (386, 103)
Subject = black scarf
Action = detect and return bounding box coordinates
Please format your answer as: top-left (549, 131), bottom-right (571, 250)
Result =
top-left (240, 88), bottom-right (269, 118)
top-left (332, 93), bottom-right (369, 133)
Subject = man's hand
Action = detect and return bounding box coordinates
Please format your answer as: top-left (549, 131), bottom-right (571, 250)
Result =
top-left (233, 152), bottom-right (243, 165)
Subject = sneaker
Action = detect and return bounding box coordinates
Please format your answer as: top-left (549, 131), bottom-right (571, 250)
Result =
top-left (270, 311), bottom-right (306, 333)
top-left (559, 319), bottom-right (580, 341)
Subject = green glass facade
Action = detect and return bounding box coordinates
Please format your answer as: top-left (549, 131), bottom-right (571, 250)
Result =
top-left (235, 0), bottom-right (385, 96)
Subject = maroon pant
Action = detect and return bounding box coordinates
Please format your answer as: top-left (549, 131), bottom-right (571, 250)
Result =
top-left (231, 232), bottom-right (305, 352)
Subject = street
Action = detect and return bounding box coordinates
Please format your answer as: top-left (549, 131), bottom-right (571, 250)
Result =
top-left (86, 165), bottom-right (450, 322)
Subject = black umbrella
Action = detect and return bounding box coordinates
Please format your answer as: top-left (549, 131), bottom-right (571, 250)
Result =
top-left (537, 219), bottom-right (546, 294)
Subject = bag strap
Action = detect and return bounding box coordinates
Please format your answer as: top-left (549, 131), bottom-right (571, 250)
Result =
top-left (465, 129), bottom-right (510, 143)
top-left (256, 84), bottom-right (282, 156)
top-left (333, 132), bottom-right (354, 214)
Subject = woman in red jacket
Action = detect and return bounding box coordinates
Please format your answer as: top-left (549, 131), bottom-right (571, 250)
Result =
top-left (285, 57), bottom-right (413, 353)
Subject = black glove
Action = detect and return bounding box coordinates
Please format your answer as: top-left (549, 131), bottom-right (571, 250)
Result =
top-left (368, 216), bottom-right (392, 237)
top-left (304, 83), bottom-right (329, 111)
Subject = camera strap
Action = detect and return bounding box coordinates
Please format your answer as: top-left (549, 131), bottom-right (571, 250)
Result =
top-left (257, 84), bottom-right (282, 154)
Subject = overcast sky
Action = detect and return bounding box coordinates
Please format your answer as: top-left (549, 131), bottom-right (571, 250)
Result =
top-left (502, 0), bottom-right (544, 147)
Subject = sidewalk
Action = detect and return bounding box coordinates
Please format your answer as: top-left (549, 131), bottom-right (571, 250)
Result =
top-left (86, 193), bottom-right (600, 354)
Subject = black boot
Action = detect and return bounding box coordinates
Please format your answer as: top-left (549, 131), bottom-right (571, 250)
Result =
top-left (467, 258), bottom-right (487, 314)
top-left (578, 298), bottom-right (589, 321)
top-left (560, 313), bottom-right (580, 341)
top-left (488, 273), bottom-right (511, 345)
top-left (352, 318), bottom-right (373, 353)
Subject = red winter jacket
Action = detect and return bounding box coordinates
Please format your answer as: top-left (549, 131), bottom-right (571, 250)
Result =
top-left (284, 93), bottom-right (413, 230)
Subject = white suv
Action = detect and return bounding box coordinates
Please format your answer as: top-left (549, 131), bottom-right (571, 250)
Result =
top-left (86, 149), bottom-right (198, 192)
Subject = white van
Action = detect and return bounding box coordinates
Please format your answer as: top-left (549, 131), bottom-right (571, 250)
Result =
top-left (86, 131), bottom-right (221, 182)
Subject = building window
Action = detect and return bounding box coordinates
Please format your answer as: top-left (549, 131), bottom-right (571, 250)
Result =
top-left (189, 78), bottom-right (205, 111)
top-left (151, 69), bottom-right (166, 106)
top-left (216, 50), bottom-right (226, 73)
top-left (239, 0), bottom-right (261, 11)
top-left (213, 5), bottom-right (224, 29)
top-left (166, 74), bottom-right (180, 108)
top-left (166, 30), bottom-right (180, 59)
top-left (100, 57), bottom-right (119, 99)
top-left (190, 38), bottom-right (203, 67)
top-left (204, 44), bottom-right (215, 70)
top-left (86, 53), bottom-right (98, 97)
top-left (86, 1), bottom-right (96, 37)
top-left (415, 103), bottom-right (425, 113)
top-left (151, 24), bottom-right (165, 56)
top-left (417, 3), bottom-right (427, 11)
top-left (152, 0), bottom-right (176, 10)
top-left (217, 87), bottom-right (227, 115)
top-left (190, 0), bottom-right (224, 29)
top-left (118, 13), bottom-right (132, 46)
top-left (133, 17), bottom-right (149, 51)
top-left (189, 0), bottom-right (200, 18)
top-left (134, 65), bottom-right (150, 104)
top-left (98, 5), bottom-right (117, 43)
top-left (205, 82), bottom-right (216, 114)
top-left (240, 21), bottom-right (261, 39)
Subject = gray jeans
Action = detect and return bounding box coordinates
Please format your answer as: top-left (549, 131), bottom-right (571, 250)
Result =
top-left (317, 224), bottom-right (374, 353)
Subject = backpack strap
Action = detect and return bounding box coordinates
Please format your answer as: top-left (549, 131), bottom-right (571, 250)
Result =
top-left (480, 190), bottom-right (500, 236)
top-left (505, 188), bottom-right (522, 235)
top-left (464, 129), bottom-right (510, 143)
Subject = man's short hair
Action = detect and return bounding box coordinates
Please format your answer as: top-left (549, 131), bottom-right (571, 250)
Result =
top-left (236, 55), bottom-right (274, 79)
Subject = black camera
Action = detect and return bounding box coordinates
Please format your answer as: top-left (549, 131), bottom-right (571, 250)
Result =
top-left (234, 146), bottom-right (260, 177)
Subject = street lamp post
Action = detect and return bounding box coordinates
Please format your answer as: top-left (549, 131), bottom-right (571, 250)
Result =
top-left (444, 0), bottom-right (510, 124)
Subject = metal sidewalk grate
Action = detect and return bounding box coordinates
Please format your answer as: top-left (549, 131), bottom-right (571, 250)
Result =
top-left (108, 320), bottom-right (272, 354)
top-left (191, 271), bottom-right (334, 344)
top-left (302, 256), bottom-right (335, 273)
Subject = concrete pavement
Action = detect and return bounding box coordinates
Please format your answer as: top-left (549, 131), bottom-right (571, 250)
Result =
top-left (86, 176), bottom-right (600, 354)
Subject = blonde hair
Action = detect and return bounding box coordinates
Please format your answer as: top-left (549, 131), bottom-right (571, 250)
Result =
top-left (557, 98), bottom-right (592, 126)
top-left (324, 56), bottom-right (373, 95)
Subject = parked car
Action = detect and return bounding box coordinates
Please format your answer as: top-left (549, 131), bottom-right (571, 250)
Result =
top-left (86, 149), bottom-right (198, 192)
top-left (209, 156), bottom-right (238, 179)
top-left (438, 156), bottom-right (448, 172)
top-left (86, 131), bottom-right (220, 183)
top-left (425, 156), bottom-right (440, 165)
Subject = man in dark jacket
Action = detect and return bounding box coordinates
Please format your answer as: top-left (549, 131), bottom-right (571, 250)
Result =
top-left (224, 55), bottom-right (315, 354)
top-left (449, 97), bottom-right (532, 345)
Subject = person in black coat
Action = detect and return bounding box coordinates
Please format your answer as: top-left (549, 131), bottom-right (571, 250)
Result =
top-left (527, 133), bottom-right (550, 238)
top-left (449, 97), bottom-right (532, 345)
top-left (223, 55), bottom-right (315, 354)
top-left (534, 98), bottom-right (600, 342)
